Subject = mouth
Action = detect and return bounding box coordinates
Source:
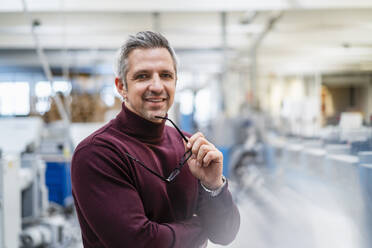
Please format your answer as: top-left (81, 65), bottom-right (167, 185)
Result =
top-left (144, 97), bottom-right (167, 103)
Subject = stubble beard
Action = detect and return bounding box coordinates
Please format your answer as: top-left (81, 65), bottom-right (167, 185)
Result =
top-left (141, 91), bottom-right (170, 122)
top-left (142, 106), bottom-right (168, 123)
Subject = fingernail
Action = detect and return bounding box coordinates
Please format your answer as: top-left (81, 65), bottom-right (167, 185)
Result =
top-left (187, 142), bottom-right (191, 148)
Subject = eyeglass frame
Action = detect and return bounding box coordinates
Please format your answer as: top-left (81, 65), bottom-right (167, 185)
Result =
top-left (122, 116), bottom-right (192, 183)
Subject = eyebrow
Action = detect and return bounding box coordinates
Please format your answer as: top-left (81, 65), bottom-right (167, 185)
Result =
top-left (132, 69), bottom-right (175, 76)
top-left (132, 70), bottom-right (149, 77)
top-left (134, 70), bottom-right (149, 74)
top-left (160, 70), bottom-right (175, 75)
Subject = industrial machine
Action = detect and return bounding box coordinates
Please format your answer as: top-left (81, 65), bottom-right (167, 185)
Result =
top-left (0, 117), bottom-right (80, 248)
top-left (0, 152), bottom-right (21, 248)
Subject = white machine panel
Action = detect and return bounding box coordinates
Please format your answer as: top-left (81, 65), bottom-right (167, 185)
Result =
top-left (0, 117), bottom-right (43, 155)
top-left (0, 155), bottom-right (21, 248)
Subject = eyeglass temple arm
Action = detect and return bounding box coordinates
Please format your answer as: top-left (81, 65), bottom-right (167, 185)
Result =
top-left (155, 116), bottom-right (189, 143)
top-left (124, 152), bottom-right (169, 182)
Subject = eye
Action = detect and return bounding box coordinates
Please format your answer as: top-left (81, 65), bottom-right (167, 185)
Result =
top-left (135, 74), bottom-right (149, 80)
top-left (161, 73), bottom-right (173, 79)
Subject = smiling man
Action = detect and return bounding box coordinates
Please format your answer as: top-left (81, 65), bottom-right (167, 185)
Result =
top-left (118, 47), bottom-right (176, 122)
top-left (71, 31), bottom-right (240, 248)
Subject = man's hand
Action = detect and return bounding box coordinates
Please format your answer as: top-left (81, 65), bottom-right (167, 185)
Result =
top-left (185, 132), bottom-right (224, 190)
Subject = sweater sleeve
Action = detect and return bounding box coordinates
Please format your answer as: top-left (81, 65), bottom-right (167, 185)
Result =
top-left (196, 181), bottom-right (240, 245)
top-left (71, 144), bottom-right (206, 248)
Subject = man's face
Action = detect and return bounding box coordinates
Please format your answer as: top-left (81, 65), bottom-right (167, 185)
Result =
top-left (116, 48), bottom-right (176, 123)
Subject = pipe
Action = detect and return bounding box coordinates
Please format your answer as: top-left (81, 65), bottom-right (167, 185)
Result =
top-left (250, 11), bottom-right (284, 107)
top-left (21, 0), bottom-right (70, 126)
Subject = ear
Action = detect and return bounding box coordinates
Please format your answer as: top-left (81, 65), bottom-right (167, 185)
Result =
top-left (115, 78), bottom-right (127, 100)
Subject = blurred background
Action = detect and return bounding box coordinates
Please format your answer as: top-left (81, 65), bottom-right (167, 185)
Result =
top-left (1, 0), bottom-right (372, 247)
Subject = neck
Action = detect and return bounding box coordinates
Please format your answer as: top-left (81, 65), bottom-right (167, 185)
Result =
top-left (115, 102), bottom-right (166, 144)
top-left (125, 102), bottom-right (165, 124)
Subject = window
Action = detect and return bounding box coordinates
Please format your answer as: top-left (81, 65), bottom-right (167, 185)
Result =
top-left (34, 80), bottom-right (72, 114)
top-left (35, 81), bottom-right (52, 97)
top-left (0, 82), bottom-right (30, 116)
top-left (52, 81), bottom-right (72, 95)
top-left (35, 80), bottom-right (71, 97)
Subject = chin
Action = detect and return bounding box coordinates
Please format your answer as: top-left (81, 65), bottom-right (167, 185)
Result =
top-left (145, 110), bottom-right (167, 122)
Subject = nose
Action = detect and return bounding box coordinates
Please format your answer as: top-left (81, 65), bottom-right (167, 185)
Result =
top-left (149, 74), bottom-right (164, 93)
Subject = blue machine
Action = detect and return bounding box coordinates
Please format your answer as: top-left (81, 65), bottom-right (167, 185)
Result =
top-left (45, 161), bottom-right (72, 206)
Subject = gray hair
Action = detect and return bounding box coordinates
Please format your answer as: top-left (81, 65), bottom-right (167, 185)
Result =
top-left (114, 31), bottom-right (178, 87)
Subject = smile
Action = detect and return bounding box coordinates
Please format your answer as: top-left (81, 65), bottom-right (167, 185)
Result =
top-left (145, 98), bottom-right (167, 102)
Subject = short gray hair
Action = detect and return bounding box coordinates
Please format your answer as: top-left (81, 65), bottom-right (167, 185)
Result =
top-left (114, 31), bottom-right (178, 86)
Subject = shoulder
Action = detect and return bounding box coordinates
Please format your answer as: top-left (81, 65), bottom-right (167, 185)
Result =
top-left (74, 120), bottom-right (121, 154)
top-left (72, 121), bottom-right (127, 167)
top-left (71, 128), bottom-right (132, 183)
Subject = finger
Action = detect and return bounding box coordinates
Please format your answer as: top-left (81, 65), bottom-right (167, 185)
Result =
top-left (187, 160), bottom-right (205, 182)
top-left (183, 139), bottom-right (187, 150)
top-left (191, 136), bottom-right (208, 155)
top-left (188, 156), bottom-right (202, 173)
top-left (188, 153), bottom-right (197, 165)
top-left (187, 132), bottom-right (204, 149)
top-left (196, 144), bottom-right (213, 166)
top-left (203, 150), bottom-right (223, 167)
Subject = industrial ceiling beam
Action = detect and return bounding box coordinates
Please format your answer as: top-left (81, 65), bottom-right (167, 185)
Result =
top-left (4, 0), bottom-right (372, 13)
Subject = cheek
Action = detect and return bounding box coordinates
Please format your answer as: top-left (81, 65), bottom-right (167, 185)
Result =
top-left (166, 84), bottom-right (176, 98)
top-left (128, 86), bottom-right (147, 99)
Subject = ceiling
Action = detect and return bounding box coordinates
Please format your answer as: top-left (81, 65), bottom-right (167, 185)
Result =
top-left (1, 0), bottom-right (372, 76)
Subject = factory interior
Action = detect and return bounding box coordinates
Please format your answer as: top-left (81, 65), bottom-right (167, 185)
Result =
top-left (1, 0), bottom-right (372, 247)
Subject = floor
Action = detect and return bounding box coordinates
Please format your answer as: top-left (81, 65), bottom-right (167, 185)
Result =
top-left (209, 165), bottom-right (368, 248)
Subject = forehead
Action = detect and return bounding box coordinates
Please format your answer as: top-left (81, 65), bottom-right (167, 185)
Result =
top-left (126, 48), bottom-right (175, 73)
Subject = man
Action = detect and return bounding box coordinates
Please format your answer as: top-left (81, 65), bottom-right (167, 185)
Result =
top-left (71, 31), bottom-right (240, 248)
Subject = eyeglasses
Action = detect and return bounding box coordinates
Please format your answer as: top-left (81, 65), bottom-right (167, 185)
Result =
top-left (122, 116), bottom-right (192, 183)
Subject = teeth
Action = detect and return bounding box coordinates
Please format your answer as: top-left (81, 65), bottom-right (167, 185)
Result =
top-left (147, 99), bottom-right (163, 102)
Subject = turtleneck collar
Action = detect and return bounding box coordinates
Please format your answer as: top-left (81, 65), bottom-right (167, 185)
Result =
top-left (114, 102), bottom-right (166, 144)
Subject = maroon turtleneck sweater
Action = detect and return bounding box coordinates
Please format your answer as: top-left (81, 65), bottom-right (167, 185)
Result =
top-left (71, 103), bottom-right (240, 248)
